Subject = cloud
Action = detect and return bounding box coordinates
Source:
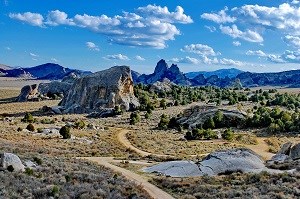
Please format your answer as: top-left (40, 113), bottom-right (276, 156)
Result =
top-left (86, 41), bottom-right (99, 51)
top-left (103, 54), bottom-right (129, 60)
top-left (205, 25), bottom-right (216, 32)
top-left (201, 7), bottom-right (236, 24)
top-left (283, 35), bottom-right (300, 48)
top-left (246, 50), bottom-right (267, 57)
top-left (219, 58), bottom-right (244, 67)
top-left (170, 56), bottom-right (200, 64)
top-left (220, 24), bottom-right (263, 43)
top-left (137, 5), bottom-right (193, 24)
top-left (232, 41), bottom-right (241, 46)
top-left (5, 47), bottom-right (11, 50)
top-left (201, 3), bottom-right (300, 45)
top-left (9, 5), bottom-right (192, 49)
top-left (46, 10), bottom-right (75, 26)
top-left (245, 49), bottom-right (299, 63)
top-left (181, 44), bottom-right (220, 57)
top-left (9, 12), bottom-right (44, 27)
top-left (51, 58), bottom-right (58, 62)
top-left (29, 52), bottom-right (38, 57)
top-left (135, 55), bottom-right (145, 61)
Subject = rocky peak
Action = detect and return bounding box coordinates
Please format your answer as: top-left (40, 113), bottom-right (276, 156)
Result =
top-left (154, 59), bottom-right (168, 75)
top-left (169, 64), bottom-right (180, 73)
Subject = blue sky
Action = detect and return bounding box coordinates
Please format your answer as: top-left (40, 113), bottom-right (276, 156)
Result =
top-left (1, 0), bottom-right (300, 73)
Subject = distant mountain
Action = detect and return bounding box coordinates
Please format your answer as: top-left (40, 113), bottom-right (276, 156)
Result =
top-left (135, 59), bottom-right (191, 85)
top-left (186, 68), bottom-right (244, 79)
top-left (134, 59), bottom-right (300, 88)
top-left (0, 64), bottom-right (12, 70)
top-left (236, 70), bottom-right (300, 87)
top-left (0, 63), bottom-right (91, 80)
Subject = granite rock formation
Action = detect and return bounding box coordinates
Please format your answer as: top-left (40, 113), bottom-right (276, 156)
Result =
top-left (60, 66), bottom-right (139, 114)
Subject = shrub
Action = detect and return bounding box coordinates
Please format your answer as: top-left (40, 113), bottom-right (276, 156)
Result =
top-left (160, 99), bottom-right (167, 109)
top-left (37, 128), bottom-right (43, 133)
top-left (21, 112), bottom-right (34, 123)
top-left (7, 165), bottom-right (14, 172)
top-left (203, 117), bottom-right (215, 129)
top-left (145, 112), bottom-right (150, 119)
top-left (158, 114), bottom-right (170, 129)
top-left (51, 185), bottom-right (59, 197)
top-left (222, 128), bottom-right (234, 141)
top-left (130, 112), bottom-right (141, 125)
top-left (59, 126), bottom-right (71, 139)
top-left (74, 120), bottom-right (85, 129)
top-left (33, 157), bottom-right (43, 165)
top-left (26, 123), bottom-right (35, 132)
top-left (25, 167), bottom-right (34, 175)
top-left (17, 127), bottom-right (22, 132)
top-left (114, 105), bottom-right (123, 115)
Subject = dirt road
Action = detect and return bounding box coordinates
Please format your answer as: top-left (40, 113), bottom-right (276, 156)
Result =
top-left (81, 157), bottom-right (174, 199)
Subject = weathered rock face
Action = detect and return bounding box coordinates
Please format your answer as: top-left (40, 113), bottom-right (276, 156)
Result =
top-left (144, 148), bottom-right (269, 177)
top-left (0, 153), bottom-right (25, 172)
top-left (177, 105), bottom-right (246, 129)
top-left (267, 142), bottom-right (300, 170)
top-left (149, 78), bottom-right (174, 94)
top-left (16, 84), bottom-right (39, 102)
top-left (60, 66), bottom-right (139, 114)
top-left (16, 73), bottom-right (80, 102)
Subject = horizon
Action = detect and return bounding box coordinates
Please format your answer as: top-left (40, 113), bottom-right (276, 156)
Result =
top-left (1, 0), bottom-right (300, 74)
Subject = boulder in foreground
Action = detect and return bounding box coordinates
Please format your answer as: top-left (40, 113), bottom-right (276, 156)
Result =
top-left (0, 153), bottom-right (25, 172)
top-left (144, 148), bottom-right (283, 177)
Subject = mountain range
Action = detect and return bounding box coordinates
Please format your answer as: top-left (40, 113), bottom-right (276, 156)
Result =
top-left (0, 63), bottom-right (91, 79)
top-left (133, 59), bottom-right (300, 88)
top-left (2, 60), bottom-right (300, 87)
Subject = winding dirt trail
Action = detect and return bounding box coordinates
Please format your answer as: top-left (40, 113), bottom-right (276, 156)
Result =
top-left (81, 157), bottom-right (174, 199)
top-left (117, 129), bottom-right (177, 158)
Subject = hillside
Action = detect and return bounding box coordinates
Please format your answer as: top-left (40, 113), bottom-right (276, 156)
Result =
top-left (186, 68), bottom-right (244, 79)
top-left (0, 63), bottom-right (91, 80)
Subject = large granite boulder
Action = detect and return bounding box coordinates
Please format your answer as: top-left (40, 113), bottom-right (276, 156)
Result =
top-left (16, 72), bottom-right (81, 102)
top-left (144, 148), bottom-right (268, 177)
top-left (149, 78), bottom-right (174, 94)
top-left (0, 153), bottom-right (25, 172)
top-left (60, 66), bottom-right (139, 114)
top-left (16, 84), bottom-right (39, 102)
top-left (177, 105), bottom-right (246, 129)
top-left (267, 142), bottom-right (300, 169)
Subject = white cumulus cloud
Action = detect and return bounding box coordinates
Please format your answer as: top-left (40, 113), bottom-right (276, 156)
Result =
top-left (103, 54), bottom-right (130, 61)
top-left (9, 12), bottom-right (44, 27)
top-left (220, 24), bottom-right (263, 43)
top-left (9, 5), bottom-right (193, 49)
top-left (181, 44), bottom-right (220, 57)
top-left (135, 55), bottom-right (145, 61)
top-left (86, 42), bottom-right (99, 51)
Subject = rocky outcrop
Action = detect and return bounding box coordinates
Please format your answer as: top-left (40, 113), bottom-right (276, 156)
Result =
top-left (0, 153), bottom-right (25, 172)
top-left (267, 142), bottom-right (300, 170)
top-left (136, 59), bottom-right (191, 86)
top-left (177, 105), bottom-right (246, 129)
top-left (16, 72), bottom-right (80, 102)
top-left (144, 148), bottom-right (276, 177)
top-left (60, 66), bottom-right (139, 114)
top-left (16, 84), bottom-right (39, 102)
top-left (149, 78), bottom-right (174, 94)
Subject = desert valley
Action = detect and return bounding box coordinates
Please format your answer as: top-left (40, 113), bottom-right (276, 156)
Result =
top-left (0, 60), bottom-right (300, 198)
top-left (2, 1), bottom-right (300, 198)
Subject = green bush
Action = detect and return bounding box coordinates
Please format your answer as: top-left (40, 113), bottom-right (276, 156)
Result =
top-left (33, 157), bottom-right (43, 165)
top-left (25, 167), bottom-right (34, 175)
top-left (158, 114), bottom-right (170, 129)
top-left (59, 126), bottom-right (71, 139)
top-left (74, 120), bottom-right (85, 129)
top-left (222, 128), bottom-right (234, 141)
top-left (21, 112), bottom-right (34, 123)
top-left (130, 111), bottom-right (141, 125)
top-left (26, 123), bottom-right (35, 132)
